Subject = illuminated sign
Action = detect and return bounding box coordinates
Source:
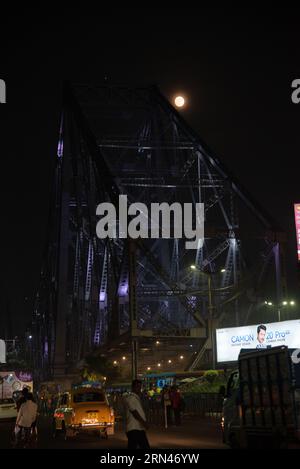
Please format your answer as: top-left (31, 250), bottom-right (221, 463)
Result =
top-left (0, 79), bottom-right (6, 104)
top-left (0, 371), bottom-right (33, 399)
top-left (216, 319), bottom-right (300, 362)
top-left (0, 339), bottom-right (6, 363)
top-left (294, 203), bottom-right (300, 261)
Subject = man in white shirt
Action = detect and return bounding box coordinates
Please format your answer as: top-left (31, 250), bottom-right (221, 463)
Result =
top-left (123, 380), bottom-right (150, 449)
top-left (16, 393), bottom-right (38, 445)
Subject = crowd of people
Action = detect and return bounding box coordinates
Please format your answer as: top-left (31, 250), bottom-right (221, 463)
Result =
top-left (160, 385), bottom-right (185, 426)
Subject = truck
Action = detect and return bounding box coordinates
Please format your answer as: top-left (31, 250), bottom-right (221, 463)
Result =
top-left (221, 345), bottom-right (300, 448)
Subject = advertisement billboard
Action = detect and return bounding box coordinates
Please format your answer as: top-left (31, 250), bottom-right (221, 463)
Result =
top-left (0, 371), bottom-right (33, 399)
top-left (294, 203), bottom-right (300, 261)
top-left (216, 319), bottom-right (300, 363)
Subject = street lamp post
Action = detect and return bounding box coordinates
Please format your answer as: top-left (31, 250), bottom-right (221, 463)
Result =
top-left (207, 274), bottom-right (216, 370)
top-left (190, 265), bottom-right (225, 370)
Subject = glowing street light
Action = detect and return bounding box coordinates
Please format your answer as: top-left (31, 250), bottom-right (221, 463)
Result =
top-left (191, 265), bottom-right (226, 275)
top-left (265, 299), bottom-right (296, 322)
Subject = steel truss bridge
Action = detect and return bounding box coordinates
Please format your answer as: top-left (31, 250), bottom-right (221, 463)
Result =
top-left (32, 83), bottom-right (287, 381)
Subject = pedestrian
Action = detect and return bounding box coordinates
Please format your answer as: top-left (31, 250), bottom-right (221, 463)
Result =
top-left (16, 387), bottom-right (29, 412)
top-left (161, 385), bottom-right (172, 427)
top-left (15, 392), bottom-right (38, 447)
top-left (170, 386), bottom-right (183, 426)
top-left (123, 379), bottom-right (150, 449)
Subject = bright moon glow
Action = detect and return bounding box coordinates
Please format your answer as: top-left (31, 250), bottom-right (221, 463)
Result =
top-left (175, 96), bottom-right (185, 107)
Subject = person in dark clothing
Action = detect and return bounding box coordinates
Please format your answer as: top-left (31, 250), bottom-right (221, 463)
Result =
top-left (16, 387), bottom-right (29, 412)
top-left (170, 386), bottom-right (183, 426)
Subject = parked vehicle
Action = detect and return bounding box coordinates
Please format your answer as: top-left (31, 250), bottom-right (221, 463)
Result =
top-left (221, 346), bottom-right (300, 448)
top-left (53, 386), bottom-right (114, 440)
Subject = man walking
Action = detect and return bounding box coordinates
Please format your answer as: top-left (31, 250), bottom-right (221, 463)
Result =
top-left (16, 393), bottom-right (38, 447)
top-left (123, 380), bottom-right (150, 449)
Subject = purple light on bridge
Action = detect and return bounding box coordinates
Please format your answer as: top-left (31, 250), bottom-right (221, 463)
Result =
top-left (118, 283), bottom-right (128, 297)
top-left (187, 295), bottom-right (197, 308)
top-left (99, 291), bottom-right (106, 302)
top-left (57, 116), bottom-right (64, 158)
top-left (44, 341), bottom-right (48, 357)
top-left (57, 139), bottom-right (63, 159)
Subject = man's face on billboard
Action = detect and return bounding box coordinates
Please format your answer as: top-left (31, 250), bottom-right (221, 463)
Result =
top-left (257, 329), bottom-right (266, 343)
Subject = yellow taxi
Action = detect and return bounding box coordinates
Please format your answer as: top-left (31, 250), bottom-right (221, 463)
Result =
top-left (53, 386), bottom-right (114, 439)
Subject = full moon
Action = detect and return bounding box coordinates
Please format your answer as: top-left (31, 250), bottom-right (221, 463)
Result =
top-left (174, 96), bottom-right (185, 108)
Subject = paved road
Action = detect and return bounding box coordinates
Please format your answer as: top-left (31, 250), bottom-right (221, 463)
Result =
top-left (0, 415), bottom-right (226, 449)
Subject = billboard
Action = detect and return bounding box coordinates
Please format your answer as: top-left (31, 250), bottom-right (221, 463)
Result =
top-left (216, 319), bottom-right (300, 363)
top-left (0, 371), bottom-right (33, 399)
top-left (294, 203), bottom-right (300, 261)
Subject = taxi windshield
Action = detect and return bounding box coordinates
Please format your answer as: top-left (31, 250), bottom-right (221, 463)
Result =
top-left (73, 392), bottom-right (105, 403)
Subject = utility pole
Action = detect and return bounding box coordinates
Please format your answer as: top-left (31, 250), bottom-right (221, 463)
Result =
top-left (128, 240), bottom-right (138, 380)
top-left (191, 265), bottom-right (220, 369)
top-left (207, 274), bottom-right (216, 370)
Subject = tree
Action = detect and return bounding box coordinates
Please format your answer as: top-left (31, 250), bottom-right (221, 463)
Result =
top-left (80, 351), bottom-right (120, 383)
top-left (203, 370), bottom-right (219, 384)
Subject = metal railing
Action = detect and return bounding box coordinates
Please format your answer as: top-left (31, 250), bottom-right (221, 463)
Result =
top-left (111, 392), bottom-right (223, 428)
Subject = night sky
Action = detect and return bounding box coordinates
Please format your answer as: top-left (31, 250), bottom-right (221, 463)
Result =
top-left (0, 8), bottom-right (300, 335)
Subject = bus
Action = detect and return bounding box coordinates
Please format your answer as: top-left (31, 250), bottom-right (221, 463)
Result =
top-left (142, 371), bottom-right (205, 391)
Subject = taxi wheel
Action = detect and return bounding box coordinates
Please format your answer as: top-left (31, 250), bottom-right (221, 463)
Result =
top-left (52, 419), bottom-right (59, 439)
top-left (61, 421), bottom-right (68, 441)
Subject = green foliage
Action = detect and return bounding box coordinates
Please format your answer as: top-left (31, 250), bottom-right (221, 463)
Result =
top-left (180, 370), bottom-right (227, 394)
top-left (81, 352), bottom-right (121, 383)
top-left (203, 370), bottom-right (219, 383)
